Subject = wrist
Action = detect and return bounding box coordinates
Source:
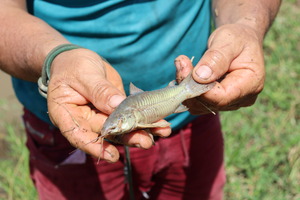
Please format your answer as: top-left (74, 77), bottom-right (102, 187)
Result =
top-left (213, 1), bottom-right (280, 43)
top-left (37, 44), bottom-right (84, 98)
top-left (234, 17), bottom-right (267, 43)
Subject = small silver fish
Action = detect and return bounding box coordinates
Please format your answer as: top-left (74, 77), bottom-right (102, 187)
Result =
top-left (100, 73), bottom-right (215, 139)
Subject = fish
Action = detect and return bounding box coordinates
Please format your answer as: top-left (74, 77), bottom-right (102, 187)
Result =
top-left (99, 72), bottom-right (216, 140)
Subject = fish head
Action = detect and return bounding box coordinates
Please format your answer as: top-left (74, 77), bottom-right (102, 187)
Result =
top-left (101, 112), bottom-right (137, 136)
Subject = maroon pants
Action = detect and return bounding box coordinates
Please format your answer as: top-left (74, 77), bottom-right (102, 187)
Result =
top-left (23, 109), bottom-right (225, 200)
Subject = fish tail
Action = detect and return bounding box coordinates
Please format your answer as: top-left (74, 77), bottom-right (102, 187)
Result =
top-left (180, 72), bottom-right (216, 98)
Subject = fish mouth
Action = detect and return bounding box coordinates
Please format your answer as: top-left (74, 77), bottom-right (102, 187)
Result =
top-left (100, 127), bottom-right (112, 137)
top-left (101, 126), bottom-right (121, 137)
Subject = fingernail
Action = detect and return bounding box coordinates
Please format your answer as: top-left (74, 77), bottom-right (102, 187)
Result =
top-left (103, 150), bottom-right (116, 163)
top-left (175, 58), bottom-right (183, 67)
top-left (196, 65), bottom-right (212, 80)
top-left (109, 95), bottom-right (125, 108)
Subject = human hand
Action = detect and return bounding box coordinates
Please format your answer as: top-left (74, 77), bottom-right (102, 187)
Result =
top-left (175, 24), bottom-right (265, 115)
top-left (47, 48), bottom-right (171, 162)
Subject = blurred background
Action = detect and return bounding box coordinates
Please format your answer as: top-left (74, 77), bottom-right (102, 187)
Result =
top-left (0, 0), bottom-right (299, 199)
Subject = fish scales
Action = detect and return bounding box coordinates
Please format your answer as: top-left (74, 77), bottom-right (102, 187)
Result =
top-left (100, 73), bottom-right (216, 137)
top-left (134, 86), bottom-right (187, 123)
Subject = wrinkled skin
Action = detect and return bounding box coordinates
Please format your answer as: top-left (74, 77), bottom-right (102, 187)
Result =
top-left (0, 0), bottom-right (280, 164)
top-left (175, 24), bottom-right (265, 115)
top-left (47, 23), bottom-right (266, 163)
top-left (47, 49), bottom-right (171, 162)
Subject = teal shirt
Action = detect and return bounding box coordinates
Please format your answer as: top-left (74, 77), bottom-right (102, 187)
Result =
top-left (13, 0), bottom-right (211, 130)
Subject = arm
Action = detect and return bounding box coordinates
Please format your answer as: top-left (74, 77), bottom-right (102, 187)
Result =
top-left (0, 0), bottom-right (171, 162)
top-left (0, 0), bottom-right (67, 81)
top-left (213, 0), bottom-right (281, 42)
top-left (176, 0), bottom-right (281, 114)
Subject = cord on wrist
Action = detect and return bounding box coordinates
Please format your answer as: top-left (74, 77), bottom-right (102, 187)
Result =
top-left (37, 44), bottom-right (83, 98)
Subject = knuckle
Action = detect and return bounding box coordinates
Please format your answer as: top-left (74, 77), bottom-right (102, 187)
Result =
top-left (91, 82), bottom-right (112, 112)
top-left (204, 49), bottom-right (229, 69)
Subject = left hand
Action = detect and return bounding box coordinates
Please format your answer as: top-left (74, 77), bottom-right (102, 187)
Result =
top-left (47, 48), bottom-right (171, 162)
top-left (175, 23), bottom-right (265, 115)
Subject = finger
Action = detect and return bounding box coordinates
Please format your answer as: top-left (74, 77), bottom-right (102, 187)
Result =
top-left (87, 79), bottom-right (126, 114)
top-left (69, 56), bottom-right (126, 115)
top-left (52, 111), bottom-right (119, 162)
top-left (106, 130), bottom-right (154, 149)
top-left (104, 61), bottom-right (125, 92)
top-left (47, 102), bottom-right (120, 162)
top-left (75, 130), bottom-right (120, 163)
top-left (49, 49), bottom-right (126, 115)
top-left (68, 104), bottom-right (107, 133)
top-left (174, 55), bottom-right (194, 83)
top-left (81, 74), bottom-right (126, 115)
top-left (192, 28), bottom-right (244, 83)
top-left (202, 69), bottom-right (263, 108)
top-left (183, 98), bottom-right (217, 115)
top-left (151, 126), bottom-right (172, 137)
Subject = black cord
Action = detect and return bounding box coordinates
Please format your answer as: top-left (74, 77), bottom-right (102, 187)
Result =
top-left (124, 146), bottom-right (135, 200)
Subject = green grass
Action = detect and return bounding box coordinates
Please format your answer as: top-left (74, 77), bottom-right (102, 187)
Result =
top-left (0, 1), bottom-right (299, 199)
top-left (222, 0), bottom-right (300, 199)
top-left (0, 124), bottom-right (37, 200)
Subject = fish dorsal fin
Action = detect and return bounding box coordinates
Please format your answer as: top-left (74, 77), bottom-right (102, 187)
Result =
top-left (190, 56), bottom-right (195, 63)
top-left (129, 82), bottom-right (144, 95)
top-left (174, 104), bottom-right (189, 113)
top-left (168, 80), bottom-right (176, 87)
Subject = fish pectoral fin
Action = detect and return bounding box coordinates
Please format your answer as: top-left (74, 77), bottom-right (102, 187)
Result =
top-left (137, 121), bottom-right (171, 128)
top-left (151, 120), bottom-right (171, 127)
top-left (129, 82), bottom-right (144, 95)
top-left (174, 104), bottom-right (189, 113)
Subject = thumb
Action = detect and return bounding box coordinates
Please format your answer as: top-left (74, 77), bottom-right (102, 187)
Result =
top-left (174, 55), bottom-right (194, 83)
top-left (79, 62), bottom-right (126, 115)
top-left (90, 83), bottom-right (125, 114)
top-left (193, 49), bottom-right (231, 84)
top-left (192, 30), bottom-right (243, 84)
top-left (84, 78), bottom-right (126, 115)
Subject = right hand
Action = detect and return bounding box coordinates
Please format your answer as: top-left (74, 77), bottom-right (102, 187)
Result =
top-left (47, 47), bottom-right (171, 162)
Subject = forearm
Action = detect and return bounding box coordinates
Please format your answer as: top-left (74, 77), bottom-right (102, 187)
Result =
top-left (212, 0), bottom-right (281, 41)
top-left (0, 0), bottom-right (68, 81)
